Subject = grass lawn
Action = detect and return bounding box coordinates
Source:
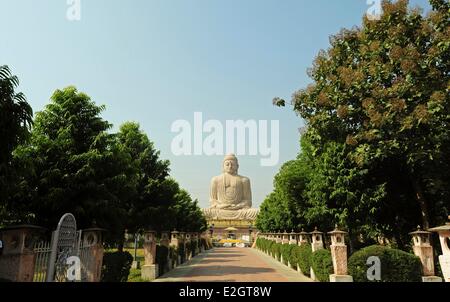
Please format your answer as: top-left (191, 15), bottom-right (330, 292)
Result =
top-left (128, 268), bottom-right (147, 282)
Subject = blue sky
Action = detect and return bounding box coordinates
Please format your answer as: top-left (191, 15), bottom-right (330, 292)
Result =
top-left (0, 0), bottom-right (432, 208)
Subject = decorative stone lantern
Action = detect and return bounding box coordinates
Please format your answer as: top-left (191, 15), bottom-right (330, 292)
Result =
top-left (160, 231), bottom-right (170, 248)
top-left (289, 230), bottom-right (298, 245)
top-left (275, 232), bottom-right (282, 244)
top-left (309, 227), bottom-right (324, 281)
top-left (409, 226), bottom-right (441, 282)
top-left (298, 229), bottom-right (309, 246)
top-left (310, 227), bottom-right (324, 252)
top-left (141, 230), bottom-right (158, 281)
top-left (282, 231), bottom-right (289, 245)
top-left (328, 226), bottom-right (353, 282)
top-left (170, 230), bottom-right (179, 246)
top-left (429, 216), bottom-right (450, 282)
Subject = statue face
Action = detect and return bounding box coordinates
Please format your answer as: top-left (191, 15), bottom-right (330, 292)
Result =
top-left (223, 159), bottom-right (238, 175)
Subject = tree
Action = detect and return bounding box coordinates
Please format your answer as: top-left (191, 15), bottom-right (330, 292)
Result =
top-left (11, 87), bottom-right (134, 243)
top-left (258, 0), bottom-right (449, 250)
top-left (0, 66), bottom-right (33, 224)
top-left (116, 122), bottom-right (206, 235)
top-left (292, 0), bottom-right (449, 229)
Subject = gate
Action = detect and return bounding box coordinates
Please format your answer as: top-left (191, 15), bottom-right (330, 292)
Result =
top-left (46, 213), bottom-right (78, 282)
top-left (32, 213), bottom-right (103, 282)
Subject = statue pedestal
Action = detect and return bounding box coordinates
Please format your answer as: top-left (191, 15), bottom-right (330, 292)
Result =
top-left (207, 219), bottom-right (256, 241)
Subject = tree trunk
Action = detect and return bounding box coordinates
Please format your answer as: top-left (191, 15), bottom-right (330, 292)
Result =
top-left (410, 176), bottom-right (430, 229)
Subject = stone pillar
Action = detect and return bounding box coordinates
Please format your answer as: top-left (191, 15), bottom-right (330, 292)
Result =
top-left (328, 226), bottom-right (353, 282)
top-left (311, 227), bottom-right (324, 252)
top-left (429, 216), bottom-right (450, 283)
top-left (0, 225), bottom-right (45, 282)
top-left (81, 228), bottom-right (105, 282)
top-left (185, 233), bottom-right (192, 261)
top-left (409, 226), bottom-right (442, 282)
top-left (282, 231), bottom-right (289, 245)
top-left (275, 233), bottom-right (282, 244)
top-left (170, 231), bottom-right (180, 267)
top-left (141, 231), bottom-right (158, 281)
top-left (179, 232), bottom-right (186, 263)
top-left (298, 229), bottom-right (309, 246)
top-left (310, 227), bottom-right (324, 281)
top-left (289, 230), bottom-right (298, 245)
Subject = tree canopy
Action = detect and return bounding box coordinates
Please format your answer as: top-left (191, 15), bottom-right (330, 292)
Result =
top-left (1, 84), bottom-right (206, 243)
top-left (258, 0), bottom-right (449, 250)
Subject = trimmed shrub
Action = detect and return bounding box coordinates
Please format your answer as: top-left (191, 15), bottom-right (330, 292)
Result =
top-left (178, 243), bottom-right (186, 262)
top-left (190, 240), bottom-right (198, 256)
top-left (311, 249), bottom-right (333, 282)
top-left (169, 246), bottom-right (178, 265)
top-left (296, 244), bottom-right (312, 277)
top-left (272, 243), bottom-right (282, 261)
top-left (101, 251), bottom-right (133, 282)
top-left (156, 245), bottom-right (169, 275)
top-left (281, 244), bottom-right (297, 266)
top-left (348, 245), bottom-right (422, 282)
top-left (290, 246), bottom-right (300, 270)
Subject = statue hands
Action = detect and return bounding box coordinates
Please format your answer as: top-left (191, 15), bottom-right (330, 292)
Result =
top-left (215, 201), bottom-right (250, 211)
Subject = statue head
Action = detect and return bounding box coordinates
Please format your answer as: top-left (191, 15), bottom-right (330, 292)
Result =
top-left (222, 154), bottom-right (239, 175)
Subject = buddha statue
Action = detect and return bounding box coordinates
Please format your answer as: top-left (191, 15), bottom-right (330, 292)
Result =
top-left (203, 154), bottom-right (259, 220)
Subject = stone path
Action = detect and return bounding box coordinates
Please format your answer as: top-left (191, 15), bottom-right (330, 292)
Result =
top-left (155, 247), bottom-right (313, 282)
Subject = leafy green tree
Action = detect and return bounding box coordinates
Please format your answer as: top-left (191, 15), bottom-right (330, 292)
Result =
top-left (260, 0), bottom-right (449, 250)
top-left (292, 0), bottom-right (449, 229)
top-left (116, 122), bottom-right (206, 234)
top-left (11, 87), bottom-right (134, 242)
top-left (0, 66), bottom-right (33, 224)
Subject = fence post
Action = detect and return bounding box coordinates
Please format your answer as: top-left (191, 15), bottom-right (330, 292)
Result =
top-left (328, 226), bottom-right (353, 282)
top-left (0, 225), bottom-right (45, 282)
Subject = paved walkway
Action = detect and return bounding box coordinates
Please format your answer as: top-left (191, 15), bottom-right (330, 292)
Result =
top-left (155, 247), bottom-right (313, 282)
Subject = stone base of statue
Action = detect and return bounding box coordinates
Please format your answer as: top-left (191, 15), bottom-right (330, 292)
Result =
top-left (203, 209), bottom-right (259, 242)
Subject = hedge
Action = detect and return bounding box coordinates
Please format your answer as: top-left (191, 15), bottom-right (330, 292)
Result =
top-left (281, 244), bottom-right (297, 266)
top-left (156, 245), bottom-right (169, 275)
top-left (169, 246), bottom-right (178, 265)
top-left (348, 245), bottom-right (422, 282)
top-left (101, 251), bottom-right (133, 282)
top-left (311, 249), bottom-right (333, 282)
top-left (296, 244), bottom-right (312, 277)
top-left (271, 242), bottom-right (282, 261)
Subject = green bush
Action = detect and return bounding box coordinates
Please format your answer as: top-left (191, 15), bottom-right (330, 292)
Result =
top-left (190, 240), bottom-right (198, 257)
top-left (281, 244), bottom-right (297, 266)
top-left (156, 245), bottom-right (169, 275)
top-left (296, 244), bottom-right (312, 277)
top-left (179, 243), bottom-right (186, 262)
top-left (290, 246), bottom-right (300, 270)
top-left (348, 245), bottom-right (422, 282)
top-left (271, 243), bottom-right (282, 261)
top-left (169, 246), bottom-right (178, 265)
top-left (101, 251), bottom-right (133, 282)
top-left (311, 249), bottom-right (333, 282)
